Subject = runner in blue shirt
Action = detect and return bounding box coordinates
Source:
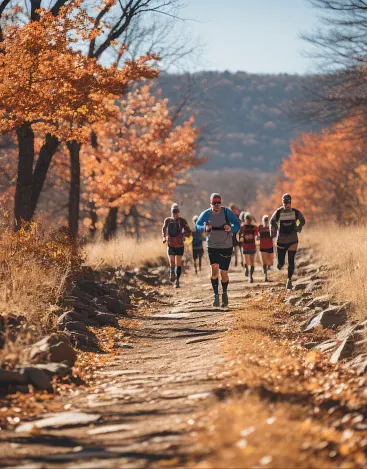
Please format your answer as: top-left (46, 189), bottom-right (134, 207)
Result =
top-left (196, 193), bottom-right (241, 307)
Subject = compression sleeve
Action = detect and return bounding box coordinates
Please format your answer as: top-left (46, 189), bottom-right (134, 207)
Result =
top-left (269, 209), bottom-right (279, 238)
top-left (296, 209), bottom-right (306, 229)
top-left (226, 208), bottom-right (241, 233)
top-left (196, 209), bottom-right (210, 232)
top-left (162, 218), bottom-right (169, 238)
top-left (181, 218), bottom-right (192, 235)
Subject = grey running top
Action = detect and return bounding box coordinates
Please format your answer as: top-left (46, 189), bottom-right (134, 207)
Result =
top-left (206, 208), bottom-right (233, 249)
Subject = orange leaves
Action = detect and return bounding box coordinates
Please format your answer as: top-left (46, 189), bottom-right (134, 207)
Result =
top-left (81, 85), bottom-right (200, 214)
top-left (0, 4), bottom-right (159, 142)
top-left (274, 118), bottom-right (367, 223)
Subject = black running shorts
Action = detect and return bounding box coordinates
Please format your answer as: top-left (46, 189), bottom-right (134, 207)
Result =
top-left (193, 248), bottom-right (204, 260)
top-left (168, 246), bottom-right (184, 256)
top-left (243, 249), bottom-right (256, 255)
top-left (260, 247), bottom-right (274, 253)
top-left (208, 247), bottom-right (233, 271)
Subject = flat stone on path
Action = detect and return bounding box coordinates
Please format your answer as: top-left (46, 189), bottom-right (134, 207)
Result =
top-left (87, 423), bottom-right (132, 435)
top-left (153, 313), bottom-right (192, 319)
top-left (97, 369), bottom-right (144, 376)
top-left (16, 412), bottom-right (101, 433)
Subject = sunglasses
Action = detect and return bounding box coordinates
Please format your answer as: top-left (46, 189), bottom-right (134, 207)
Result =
top-left (211, 201), bottom-right (222, 205)
top-left (172, 209), bottom-right (180, 213)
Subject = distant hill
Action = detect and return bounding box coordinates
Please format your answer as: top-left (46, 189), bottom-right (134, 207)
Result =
top-left (156, 71), bottom-right (316, 172)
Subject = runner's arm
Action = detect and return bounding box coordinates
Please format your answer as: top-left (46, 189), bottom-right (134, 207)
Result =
top-left (162, 218), bottom-right (169, 240)
top-left (295, 209), bottom-right (306, 231)
top-left (269, 209), bottom-right (279, 238)
top-left (181, 218), bottom-right (192, 236)
top-left (226, 209), bottom-right (241, 233)
top-left (196, 210), bottom-right (210, 232)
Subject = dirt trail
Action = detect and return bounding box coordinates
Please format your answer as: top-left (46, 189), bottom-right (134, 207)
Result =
top-left (2, 260), bottom-right (367, 468)
top-left (1, 265), bottom-right (260, 468)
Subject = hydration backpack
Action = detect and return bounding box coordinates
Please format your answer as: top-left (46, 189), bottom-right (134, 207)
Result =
top-left (276, 208), bottom-right (299, 235)
top-left (168, 219), bottom-right (184, 247)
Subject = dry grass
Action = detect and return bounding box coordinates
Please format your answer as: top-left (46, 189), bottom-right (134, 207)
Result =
top-left (304, 224), bottom-right (367, 321)
top-left (84, 235), bottom-right (166, 270)
top-left (193, 288), bottom-right (367, 468)
top-left (0, 222), bottom-right (74, 332)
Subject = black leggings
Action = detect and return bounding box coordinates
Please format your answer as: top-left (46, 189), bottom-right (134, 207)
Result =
top-left (277, 244), bottom-right (297, 279)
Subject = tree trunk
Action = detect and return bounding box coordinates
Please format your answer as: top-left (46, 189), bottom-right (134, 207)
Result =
top-left (67, 140), bottom-right (81, 237)
top-left (14, 123), bottom-right (35, 231)
top-left (103, 206), bottom-right (118, 241)
top-left (29, 134), bottom-right (59, 219)
top-left (130, 205), bottom-right (141, 241)
top-left (89, 130), bottom-right (99, 238)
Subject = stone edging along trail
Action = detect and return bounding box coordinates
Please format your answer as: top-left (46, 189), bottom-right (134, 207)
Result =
top-left (0, 248), bottom-right (366, 468)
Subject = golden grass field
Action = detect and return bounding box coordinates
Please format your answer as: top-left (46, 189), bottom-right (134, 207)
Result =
top-left (84, 235), bottom-right (166, 270)
top-left (304, 225), bottom-right (367, 321)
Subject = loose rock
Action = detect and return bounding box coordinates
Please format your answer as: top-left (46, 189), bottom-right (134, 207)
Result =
top-left (30, 334), bottom-right (77, 367)
top-left (95, 312), bottom-right (119, 327)
top-left (19, 367), bottom-right (53, 392)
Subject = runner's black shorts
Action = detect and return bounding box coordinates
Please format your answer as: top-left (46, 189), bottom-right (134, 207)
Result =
top-left (208, 247), bottom-right (233, 271)
top-left (193, 248), bottom-right (204, 260)
top-left (168, 246), bottom-right (184, 256)
top-left (243, 249), bottom-right (256, 255)
top-left (260, 247), bottom-right (274, 253)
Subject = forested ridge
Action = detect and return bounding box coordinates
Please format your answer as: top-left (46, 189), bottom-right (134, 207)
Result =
top-left (157, 71), bottom-right (317, 172)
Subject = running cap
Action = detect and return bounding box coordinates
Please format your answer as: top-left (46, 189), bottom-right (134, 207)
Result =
top-left (262, 214), bottom-right (269, 223)
top-left (282, 193), bottom-right (292, 204)
top-left (210, 192), bottom-right (221, 202)
top-left (171, 203), bottom-right (179, 212)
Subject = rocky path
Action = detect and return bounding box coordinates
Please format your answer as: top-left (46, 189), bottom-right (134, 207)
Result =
top-left (3, 254), bottom-right (367, 468)
top-left (1, 265), bottom-right (260, 468)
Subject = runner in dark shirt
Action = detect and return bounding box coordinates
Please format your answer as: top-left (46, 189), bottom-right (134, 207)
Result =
top-left (258, 215), bottom-right (274, 282)
top-left (191, 215), bottom-right (204, 274)
top-left (270, 193), bottom-right (306, 289)
top-left (162, 203), bottom-right (191, 288)
top-left (229, 203), bottom-right (243, 267)
top-left (237, 213), bottom-right (259, 283)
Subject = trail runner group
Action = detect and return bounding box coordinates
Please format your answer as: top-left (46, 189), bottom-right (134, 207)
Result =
top-left (162, 193), bottom-right (305, 306)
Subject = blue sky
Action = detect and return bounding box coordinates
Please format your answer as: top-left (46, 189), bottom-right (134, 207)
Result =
top-left (182, 0), bottom-right (320, 74)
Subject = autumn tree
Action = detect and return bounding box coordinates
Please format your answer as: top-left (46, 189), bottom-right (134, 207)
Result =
top-left (274, 118), bottom-right (367, 223)
top-left (82, 85), bottom-right (201, 239)
top-left (0, 4), bottom-right (158, 232)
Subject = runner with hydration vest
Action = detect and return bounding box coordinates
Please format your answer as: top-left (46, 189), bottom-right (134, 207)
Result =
top-left (237, 213), bottom-right (258, 283)
top-left (191, 215), bottom-right (205, 274)
top-left (162, 203), bottom-right (191, 288)
top-left (229, 203), bottom-right (243, 267)
top-left (258, 215), bottom-right (274, 282)
top-left (196, 193), bottom-right (240, 307)
top-left (270, 193), bottom-right (306, 289)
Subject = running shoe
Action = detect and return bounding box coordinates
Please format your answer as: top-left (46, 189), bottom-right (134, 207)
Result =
top-left (221, 292), bottom-right (228, 307)
top-left (213, 294), bottom-right (220, 307)
top-left (286, 279), bottom-right (293, 289)
top-left (175, 281), bottom-right (180, 289)
top-left (169, 271), bottom-right (176, 283)
top-left (248, 276), bottom-right (254, 284)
